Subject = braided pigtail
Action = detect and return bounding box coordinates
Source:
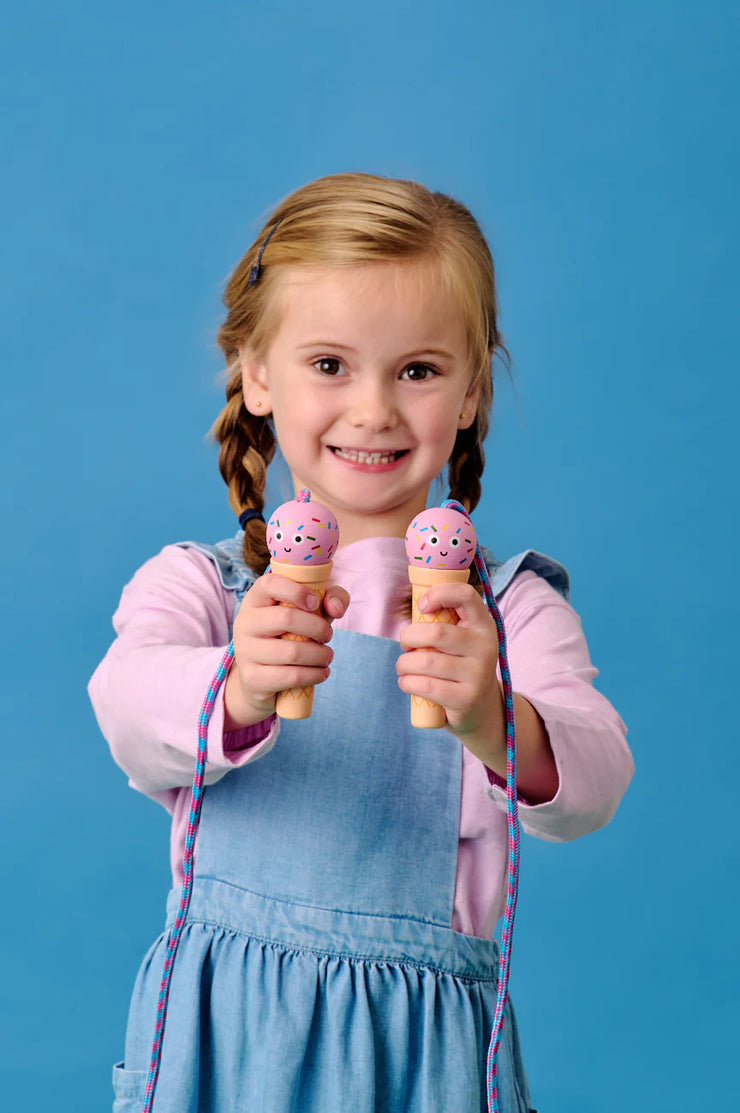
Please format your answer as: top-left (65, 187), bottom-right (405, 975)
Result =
top-left (447, 420), bottom-right (486, 515)
top-left (448, 311), bottom-right (511, 513)
top-left (210, 363), bottom-right (275, 575)
top-left (446, 421), bottom-right (486, 596)
top-left (447, 317), bottom-right (510, 594)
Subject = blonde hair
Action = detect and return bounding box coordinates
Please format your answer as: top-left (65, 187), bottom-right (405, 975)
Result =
top-left (212, 171), bottom-right (510, 574)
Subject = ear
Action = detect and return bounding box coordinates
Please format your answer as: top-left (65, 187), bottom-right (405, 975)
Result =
top-left (238, 343), bottom-right (272, 416)
top-left (458, 375), bottom-right (482, 431)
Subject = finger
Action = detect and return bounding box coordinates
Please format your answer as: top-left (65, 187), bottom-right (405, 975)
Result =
top-left (249, 662), bottom-right (333, 701)
top-left (415, 584), bottom-right (491, 625)
top-left (240, 605), bottom-right (334, 644)
top-left (242, 572), bottom-right (325, 614)
top-left (397, 671), bottom-right (469, 711)
top-left (396, 647), bottom-right (474, 685)
top-left (245, 634), bottom-right (334, 670)
top-left (399, 623), bottom-right (461, 654)
top-left (323, 586), bottom-right (350, 620)
top-left (399, 622), bottom-right (496, 660)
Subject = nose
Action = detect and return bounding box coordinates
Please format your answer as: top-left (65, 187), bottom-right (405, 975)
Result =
top-left (347, 379), bottom-right (398, 433)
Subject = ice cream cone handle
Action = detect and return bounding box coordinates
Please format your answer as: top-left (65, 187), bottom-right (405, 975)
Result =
top-left (266, 489), bottom-right (339, 720)
top-left (270, 560), bottom-right (332, 718)
top-left (408, 564), bottom-right (470, 727)
top-left (405, 507), bottom-right (478, 728)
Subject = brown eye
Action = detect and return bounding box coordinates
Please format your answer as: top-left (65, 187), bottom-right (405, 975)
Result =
top-left (314, 358), bottom-right (343, 376)
top-left (401, 363), bottom-right (438, 382)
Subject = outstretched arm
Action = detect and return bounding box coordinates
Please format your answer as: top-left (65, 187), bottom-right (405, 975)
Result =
top-left (89, 545), bottom-right (275, 799)
top-left (397, 582), bottom-right (560, 804)
top-left (398, 569), bottom-right (633, 839)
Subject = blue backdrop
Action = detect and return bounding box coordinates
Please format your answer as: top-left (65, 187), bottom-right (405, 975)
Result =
top-left (1, 2), bottom-right (737, 1110)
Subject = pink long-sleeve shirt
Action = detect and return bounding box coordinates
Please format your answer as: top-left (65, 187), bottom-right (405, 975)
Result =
top-left (89, 535), bottom-right (633, 939)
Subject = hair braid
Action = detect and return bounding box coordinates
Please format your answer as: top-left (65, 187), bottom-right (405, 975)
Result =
top-left (442, 419), bottom-right (485, 597)
top-left (447, 325), bottom-right (510, 514)
top-left (210, 365), bottom-right (275, 575)
top-left (447, 423), bottom-right (486, 514)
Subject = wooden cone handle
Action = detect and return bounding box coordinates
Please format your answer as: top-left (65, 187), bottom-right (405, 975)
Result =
top-left (408, 565), bottom-right (470, 729)
top-left (271, 559), bottom-right (332, 721)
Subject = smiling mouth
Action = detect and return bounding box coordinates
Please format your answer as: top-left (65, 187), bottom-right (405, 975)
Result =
top-left (330, 447), bottom-right (409, 465)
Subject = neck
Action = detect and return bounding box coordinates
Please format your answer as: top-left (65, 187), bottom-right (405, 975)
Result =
top-left (332, 501), bottom-right (430, 548)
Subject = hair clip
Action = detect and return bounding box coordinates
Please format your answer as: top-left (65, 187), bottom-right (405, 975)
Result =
top-left (248, 221), bottom-right (281, 286)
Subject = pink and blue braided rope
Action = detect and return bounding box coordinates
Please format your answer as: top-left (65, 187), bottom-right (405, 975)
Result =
top-left (143, 502), bottom-right (519, 1113)
top-left (442, 500), bottom-right (520, 1113)
top-left (141, 644), bottom-right (235, 1113)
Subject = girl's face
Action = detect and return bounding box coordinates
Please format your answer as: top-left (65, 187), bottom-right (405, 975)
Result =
top-left (240, 262), bottom-right (481, 547)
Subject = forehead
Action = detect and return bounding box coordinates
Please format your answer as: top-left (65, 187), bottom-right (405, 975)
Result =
top-left (272, 262), bottom-right (468, 351)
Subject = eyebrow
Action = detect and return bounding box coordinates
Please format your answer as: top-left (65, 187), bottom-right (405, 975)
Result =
top-left (296, 341), bottom-right (359, 353)
top-left (295, 341), bottom-right (457, 360)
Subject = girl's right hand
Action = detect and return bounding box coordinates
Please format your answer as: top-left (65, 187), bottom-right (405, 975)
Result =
top-left (223, 574), bottom-right (350, 729)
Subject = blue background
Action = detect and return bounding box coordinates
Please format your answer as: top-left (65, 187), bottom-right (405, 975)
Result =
top-left (1, 2), bottom-right (737, 1110)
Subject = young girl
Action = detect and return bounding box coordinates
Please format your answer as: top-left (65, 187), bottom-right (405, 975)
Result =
top-left (90, 172), bottom-right (633, 1113)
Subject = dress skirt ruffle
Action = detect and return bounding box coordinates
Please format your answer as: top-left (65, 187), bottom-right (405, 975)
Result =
top-left (114, 880), bottom-right (532, 1113)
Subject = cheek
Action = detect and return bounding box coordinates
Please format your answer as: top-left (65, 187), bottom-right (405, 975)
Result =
top-left (422, 408), bottom-right (461, 461)
top-left (273, 390), bottom-right (326, 445)
top-left (271, 412), bottom-right (309, 469)
top-left (420, 388), bottom-right (464, 434)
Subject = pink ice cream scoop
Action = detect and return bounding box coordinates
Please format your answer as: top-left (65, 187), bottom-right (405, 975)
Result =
top-left (267, 489), bottom-right (339, 565)
top-left (404, 507), bottom-right (477, 569)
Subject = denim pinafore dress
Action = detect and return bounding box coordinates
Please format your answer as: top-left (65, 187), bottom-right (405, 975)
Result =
top-left (112, 537), bottom-right (568, 1113)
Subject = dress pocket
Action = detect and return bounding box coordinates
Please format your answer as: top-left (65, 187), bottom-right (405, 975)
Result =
top-left (112, 1061), bottom-right (147, 1113)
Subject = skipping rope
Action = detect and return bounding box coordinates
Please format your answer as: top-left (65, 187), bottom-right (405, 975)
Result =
top-left (141, 498), bottom-right (520, 1113)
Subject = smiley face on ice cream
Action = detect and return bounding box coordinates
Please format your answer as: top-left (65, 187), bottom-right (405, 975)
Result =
top-left (267, 488), bottom-right (339, 565)
top-left (405, 507), bottom-right (477, 569)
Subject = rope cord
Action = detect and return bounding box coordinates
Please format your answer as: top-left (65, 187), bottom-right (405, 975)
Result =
top-left (441, 500), bottom-right (520, 1113)
top-left (141, 644), bottom-right (235, 1113)
top-left (143, 503), bottom-right (518, 1113)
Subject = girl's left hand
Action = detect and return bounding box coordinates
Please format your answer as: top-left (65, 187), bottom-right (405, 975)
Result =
top-left (396, 583), bottom-right (506, 767)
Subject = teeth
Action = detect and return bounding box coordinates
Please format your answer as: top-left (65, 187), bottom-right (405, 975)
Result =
top-left (334, 448), bottom-right (399, 465)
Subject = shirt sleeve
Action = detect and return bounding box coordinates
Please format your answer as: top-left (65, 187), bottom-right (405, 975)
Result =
top-left (485, 570), bottom-right (633, 841)
top-left (88, 545), bottom-right (278, 799)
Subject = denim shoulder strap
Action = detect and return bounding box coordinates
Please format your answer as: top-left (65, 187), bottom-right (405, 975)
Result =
top-left (482, 545), bottom-right (570, 604)
top-left (175, 531), bottom-right (256, 603)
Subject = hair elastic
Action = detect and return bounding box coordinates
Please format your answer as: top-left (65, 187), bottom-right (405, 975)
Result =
top-left (248, 221), bottom-right (281, 286)
top-left (238, 508), bottom-right (265, 529)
